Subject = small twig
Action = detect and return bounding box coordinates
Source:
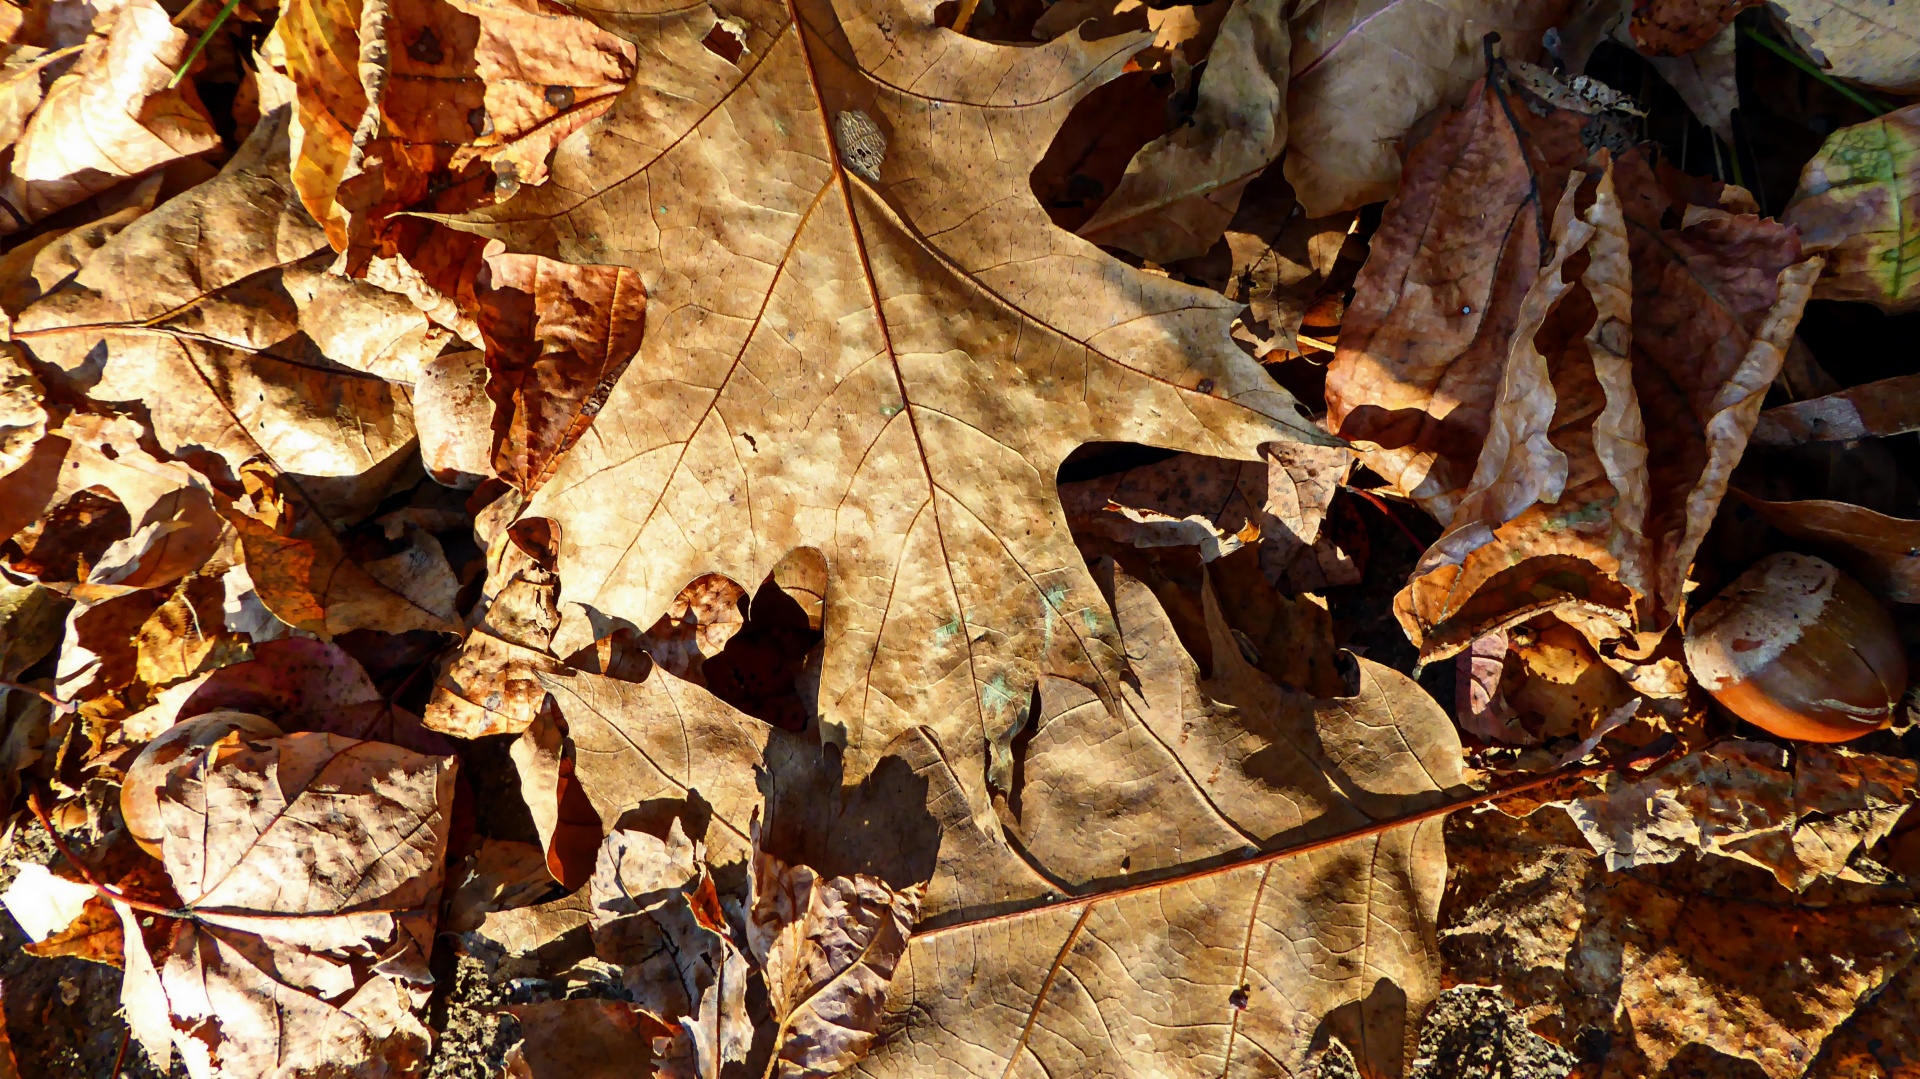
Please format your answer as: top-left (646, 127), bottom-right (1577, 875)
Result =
top-left (1738, 25), bottom-right (1893, 116)
top-left (110, 1026), bottom-right (131, 1079)
top-left (1346, 486), bottom-right (1427, 551)
top-left (0, 680), bottom-right (74, 713)
top-left (27, 786), bottom-right (184, 920)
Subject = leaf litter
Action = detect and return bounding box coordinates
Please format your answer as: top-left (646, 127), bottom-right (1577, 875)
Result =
top-left (0, 1), bottom-right (1917, 1078)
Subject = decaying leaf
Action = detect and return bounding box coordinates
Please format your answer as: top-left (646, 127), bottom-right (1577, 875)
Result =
top-left (447, 0), bottom-right (1328, 815)
top-left (1562, 739), bottom-right (1918, 890)
top-left (1786, 104), bottom-right (1920, 313)
top-left (13, 110), bottom-right (438, 527)
top-left (1627, 0), bottom-right (1760, 56)
top-left (1327, 60), bottom-right (1820, 695)
top-left (115, 730), bottom-right (455, 1079)
top-left (748, 828), bottom-right (922, 1077)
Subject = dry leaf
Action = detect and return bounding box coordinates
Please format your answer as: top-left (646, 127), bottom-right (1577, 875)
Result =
top-left (1075, 0), bottom-right (1286, 263)
top-left (13, 111), bottom-right (437, 527)
top-left (0, 863), bottom-right (97, 942)
top-left (1327, 62), bottom-right (1820, 693)
top-left (473, 244), bottom-right (645, 493)
top-left (1773, 0), bottom-right (1920, 92)
top-left (1753, 371), bottom-right (1920, 444)
top-left (275, 0), bottom-right (634, 262)
top-left (1562, 739), bottom-right (1918, 890)
top-left (500, 999), bottom-right (663, 1079)
top-left (446, 0), bottom-right (1327, 814)
top-left (415, 349), bottom-right (495, 489)
top-left (1627, 0), bottom-right (1759, 55)
top-left (543, 548), bottom-right (1466, 1075)
top-left (425, 538), bottom-right (562, 737)
top-left (1737, 491), bottom-right (1920, 604)
top-left (1283, 0), bottom-right (1576, 216)
top-left (0, 0), bottom-right (219, 234)
top-left (1786, 103), bottom-right (1920, 313)
top-left (748, 829), bottom-right (922, 1078)
top-left (223, 462), bottom-right (463, 638)
top-left (1443, 806), bottom-right (1920, 1079)
top-left (121, 729), bottom-right (456, 1079)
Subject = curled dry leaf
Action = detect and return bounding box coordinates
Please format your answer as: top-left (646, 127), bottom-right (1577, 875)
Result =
top-left (119, 730), bottom-right (456, 1079)
top-left (1561, 739), bottom-right (1919, 890)
top-left (542, 550), bottom-right (1468, 1075)
top-left (1283, 0), bottom-right (1575, 216)
top-left (1786, 103), bottom-right (1920, 313)
top-left (447, 0), bottom-right (1327, 815)
top-left (748, 829), bottom-right (922, 1078)
top-left (474, 244), bottom-right (645, 493)
top-left (425, 537), bottom-right (563, 737)
top-left (275, 0), bottom-right (635, 262)
top-left (1737, 491), bottom-right (1920, 604)
top-left (1074, 0), bottom-right (1287, 263)
top-left (0, 0), bottom-right (219, 234)
top-left (13, 111), bottom-right (438, 526)
top-left (1327, 61), bottom-right (1821, 695)
top-left (1752, 370), bottom-right (1920, 445)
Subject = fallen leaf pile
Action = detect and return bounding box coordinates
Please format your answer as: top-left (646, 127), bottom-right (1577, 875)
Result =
top-left (0, 0), bottom-right (1918, 1076)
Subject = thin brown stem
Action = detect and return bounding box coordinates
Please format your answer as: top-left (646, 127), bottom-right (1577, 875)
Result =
top-left (1, 680), bottom-right (73, 713)
top-left (916, 746), bottom-right (1666, 937)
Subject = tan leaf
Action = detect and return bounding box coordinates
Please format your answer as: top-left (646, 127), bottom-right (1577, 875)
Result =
top-left (1561, 739), bottom-right (1919, 890)
top-left (1737, 492), bottom-right (1920, 603)
top-left (1075, 0), bottom-right (1287, 263)
top-left (447, 0), bottom-right (1326, 815)
top-left (501, 999), bottom-right (664, 1079)
top-left (425, 538), bottom-right (563, 737)
top-left (473, 245), bottom-right (645, 493)
top-left (274, 0), bottom-right (635, 260)
top-left (1283, 0), bottom-right (1576, 216)
top-left (1773, 0), bottom-right (1920, 92)
top-left (0, 862), bottom-right (97, 942)
top-left (546, 552), bottom-right (1467, 1075)
top-left (748, 831), bottom-right (922, 1078)
top-left (120, 730), bottom-right (456, 1079)
top-left (1753, 372), bottom-right (1920, 444)
top-left (14, 111), bottom-right (440, 527)
top-left (1785, 103), bottom-right (1920, 313)
top-left (0, 0), bottom-right (219, 234)
top-left (414, 349), bottom-right (495, 489)
top-left (223, 462), bottom-right (464, 637)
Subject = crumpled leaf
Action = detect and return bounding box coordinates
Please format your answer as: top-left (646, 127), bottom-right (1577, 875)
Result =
top-left (1074, 0), bottom-right (1286, 263)
top-left (1283, 0), bottom-right (1576, 216)
top-left (1785, 103), bottom-right (1920, 313)
top-left (415, 349), bottom-right (495, 489)
top-left (1753, 370), bottom-right (1920, 444)
top-left (500, 999), bottom-right (664, 1079)
top-left (1772, 0), bottom-right (1920, 92)
top-left (589, 822), bottom-right (752, 1079)
top-left (1327, 61), bottom-right (1820, 694)
top-left (0, 0), bottom-right (219, 234)
top-left (449, 0), bottom-right (1326, 813)
top-left (748, 828), bottom-right (922, 1078)
top-left (120, 729), bottom-right (456, 1079)
top-left (425, 535), bottom-right (563, 737)
top-left (1561, 739), bottom-right (1919, 890)
top-left (222, 462), bottom-right (464, 638)
top-left (13, 110), bottom-right (439, 526)
top-left (473, 244), bottom-right (645, 493)
top-left (275, 0), bottom-right (635, 262)
top-left (546, 549), bottom-right (1467, 1075)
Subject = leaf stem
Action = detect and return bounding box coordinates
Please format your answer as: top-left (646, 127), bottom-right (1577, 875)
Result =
top-left (0, 680), bottom-right (73, 712)
top-left (915, 745), bottom-right (1669, 937)
top-left (1738, 25), bottom-right (1893, 117)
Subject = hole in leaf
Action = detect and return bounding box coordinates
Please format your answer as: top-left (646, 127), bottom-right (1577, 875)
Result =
top-left (1030, 70), bottom-right (1171, 232)
top-left (700, 20), bottom-right (745, 64)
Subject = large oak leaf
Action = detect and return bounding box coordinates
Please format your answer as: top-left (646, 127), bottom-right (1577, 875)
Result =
top-left (445, 0), bottom-right (1327, 808)
top-left (543, 559), bottom-right (1468, 1075)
